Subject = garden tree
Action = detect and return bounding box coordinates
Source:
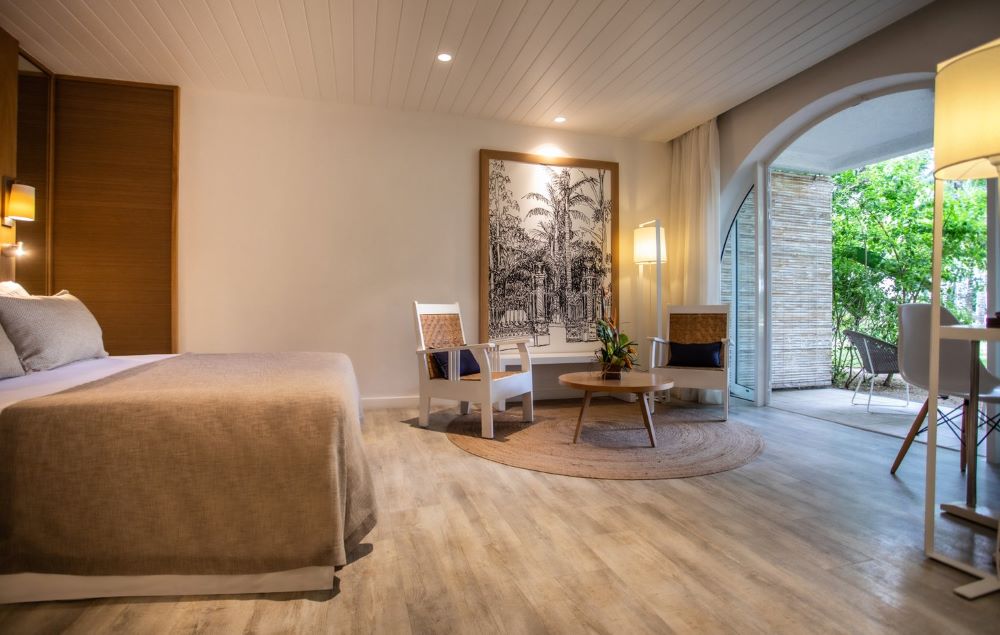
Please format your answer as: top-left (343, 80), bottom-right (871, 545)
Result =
top-left (487, 160), bottom-right (520, 282)
top-left (580, 169), bottom-right (613, 317)
top-left (831, 149), bottom-right (987, 382)
top-left (487, 160), bottom-right (537, 319)
top-left (525, 167), bottom-right (596, 320)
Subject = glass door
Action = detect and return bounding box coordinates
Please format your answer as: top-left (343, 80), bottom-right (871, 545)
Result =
top-left (721, 188), bottom-right (757, 401)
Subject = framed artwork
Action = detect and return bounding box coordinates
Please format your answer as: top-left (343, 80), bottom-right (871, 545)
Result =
top-left (479, 149), bottom-right (619, 353)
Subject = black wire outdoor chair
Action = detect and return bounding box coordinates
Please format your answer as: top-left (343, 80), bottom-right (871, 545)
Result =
top-left (845, 330), bottom-right (911, 413)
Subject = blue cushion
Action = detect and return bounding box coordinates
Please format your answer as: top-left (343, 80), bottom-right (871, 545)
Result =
top-left (432, 349), bottom-right (481, 377)
top-left (667, 342), bottom-right (722, 368)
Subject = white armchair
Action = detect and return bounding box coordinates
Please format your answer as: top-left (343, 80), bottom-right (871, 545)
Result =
top-left (413, 302), bottom-right (533, 438)
top-left (648, 304), bottom-right (730, 421)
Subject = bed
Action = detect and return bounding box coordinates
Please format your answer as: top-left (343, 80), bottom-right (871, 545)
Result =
top-left (0, 351), bottom-right (377, 604)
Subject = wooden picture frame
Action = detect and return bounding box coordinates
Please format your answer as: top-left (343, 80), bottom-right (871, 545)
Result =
top-left (479, 149), bottom-right (619, 352)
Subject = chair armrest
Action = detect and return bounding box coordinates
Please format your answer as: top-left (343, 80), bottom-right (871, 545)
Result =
top-left (416, 343), bottom-right (495, 381)
top-left (415, 343), bottom-right (496, 355)
top-left (513, 340), bottom-right (532, 372)
top-left (648, 336), bottom-right (666, 368)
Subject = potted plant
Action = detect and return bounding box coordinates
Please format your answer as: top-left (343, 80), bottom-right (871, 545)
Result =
top-left (595, 318), bottom-right (638, 380)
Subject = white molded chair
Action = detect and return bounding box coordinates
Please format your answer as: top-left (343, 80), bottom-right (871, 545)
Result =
top-left (413, 302), bottom-right (533, 438)
top-left (892, 303), bottom-right (1000, 474)
top-left (648, 304), bottom-right (730, 421)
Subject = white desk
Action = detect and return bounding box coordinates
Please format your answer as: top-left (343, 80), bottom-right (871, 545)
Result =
top-left (935, 325), bottom-right (1000, 599)
top-left (937, 326), bottom-right (1000, 528)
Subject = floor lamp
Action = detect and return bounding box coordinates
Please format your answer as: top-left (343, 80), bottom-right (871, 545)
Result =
top-left (634, 220), bottom-right (666, 340)
top-left (925, 36), bottom-right (1000, 600)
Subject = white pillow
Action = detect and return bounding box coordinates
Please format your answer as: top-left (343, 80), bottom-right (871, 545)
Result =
top-left (0, 291), bottom-right (108, 372)
top-left (0, 325), bottom-right (24, 378)
top-left (0, 281), bottom-right (27, 378)
top-left (0, 281), bottom-right (29, 297)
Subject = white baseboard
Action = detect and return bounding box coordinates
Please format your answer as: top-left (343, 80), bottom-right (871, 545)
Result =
top-left (361, 395), bottom-right (419, 410)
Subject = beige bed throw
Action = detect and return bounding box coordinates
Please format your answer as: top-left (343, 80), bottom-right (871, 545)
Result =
top-left (0, 352), bottom-right (377, 576)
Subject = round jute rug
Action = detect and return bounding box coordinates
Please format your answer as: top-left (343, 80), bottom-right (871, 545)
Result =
top-left (445, 400), bottom-right (764, 480)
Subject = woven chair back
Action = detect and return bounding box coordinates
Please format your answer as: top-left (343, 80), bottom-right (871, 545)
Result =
top-left (419, 313), bottom-right (465, 348)
top-left (844, 330), bottom-right (899, 375)
top-left (668, 313), bottom-right (728, 344)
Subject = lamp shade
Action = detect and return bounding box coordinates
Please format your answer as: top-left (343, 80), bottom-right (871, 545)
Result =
top-left (633, 225), bottom-right (666, 264)
top-left (934, 37), bottom-right (1000, 180)
top-left (6, 183), bottom-right (35, 222)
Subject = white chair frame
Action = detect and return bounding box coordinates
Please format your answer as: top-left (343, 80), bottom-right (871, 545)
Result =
top-left (648, 304), bottom-right (730, 421)
top-left (413, 302), bottom-right (533, 438)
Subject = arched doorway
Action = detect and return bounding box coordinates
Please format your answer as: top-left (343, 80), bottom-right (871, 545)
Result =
top-left (722, 76), bottom-right (939, 407)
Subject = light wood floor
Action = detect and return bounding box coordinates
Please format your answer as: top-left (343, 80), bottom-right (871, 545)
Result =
top-left (2, 399), bottom-right (999, 634)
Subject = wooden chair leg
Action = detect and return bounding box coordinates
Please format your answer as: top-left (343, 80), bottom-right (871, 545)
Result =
top-left (418, 395), bottom-right (431, 427)
top-left (459, 401), bottom-right (471, 415)
top-left (891, 399), bottom-right (929, 474)
top-left (522, 392), bottom-right (534, 422)
top-left (481, 404), bottom-right (494, 439)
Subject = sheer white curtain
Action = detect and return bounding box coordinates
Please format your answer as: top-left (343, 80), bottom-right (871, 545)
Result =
top-left (664, 119), bottom-right (722, 403)
top-left (665, 119), bottom-right (721, 305)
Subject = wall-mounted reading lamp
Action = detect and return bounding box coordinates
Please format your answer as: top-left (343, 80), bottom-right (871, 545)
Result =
top-left (1, 176), bottom-right (36, 227)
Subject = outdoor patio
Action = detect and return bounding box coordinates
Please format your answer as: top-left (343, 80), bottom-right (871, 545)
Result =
top-left (769, 384), bottom-right (989, 458)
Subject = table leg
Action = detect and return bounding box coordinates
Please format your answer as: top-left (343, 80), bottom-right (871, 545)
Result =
top-left (573, 391), bottom-right (592, 444)
top-left (968, 340), bottom-right (980, 507)
top-left (942, 339), bottom-right (999, 529)
top-left (639, 391), bottom-right (657, 448)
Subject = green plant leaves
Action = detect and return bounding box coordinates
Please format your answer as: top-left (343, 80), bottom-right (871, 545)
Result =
top-left (829, 149), bottom-right (986, 381)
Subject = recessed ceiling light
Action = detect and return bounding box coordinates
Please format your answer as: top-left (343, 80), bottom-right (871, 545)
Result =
top-left (437, 53), bottom-right (452, 62)
top-left (553, 116), bottom-right (567, 123)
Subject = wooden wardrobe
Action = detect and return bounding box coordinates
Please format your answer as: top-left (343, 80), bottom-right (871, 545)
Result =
top-left (3, 30), bottom-right (174, 355)
top-left (52, 78), bottom-right (176, 354)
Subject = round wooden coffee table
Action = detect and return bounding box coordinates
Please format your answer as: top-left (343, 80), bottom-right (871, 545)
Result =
top-left (558, 371), bottom-right (674, 448)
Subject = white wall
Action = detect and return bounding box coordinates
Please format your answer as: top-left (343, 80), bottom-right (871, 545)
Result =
top-left (716, 0), bottom-right (1000, 226)
top-left (178, 88), bottom-right (668, 403)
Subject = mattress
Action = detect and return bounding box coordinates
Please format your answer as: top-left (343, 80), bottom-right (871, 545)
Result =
top-left (0, 354), bottom-right (173, 412)
top-left (0, 353), bottom-right (375, 604)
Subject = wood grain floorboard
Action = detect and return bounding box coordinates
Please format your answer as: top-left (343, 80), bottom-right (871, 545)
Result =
top-left (1, 398), bottom-right (999, 634)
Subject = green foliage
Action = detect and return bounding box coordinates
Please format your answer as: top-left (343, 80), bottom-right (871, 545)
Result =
top-left (595, 318), bottom-right (638, 370)
top-left (830, 149), bottom-right (987, 382)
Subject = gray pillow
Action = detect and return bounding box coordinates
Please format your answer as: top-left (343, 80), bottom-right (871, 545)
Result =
top-left (0, 291), bottom-right (108, 372)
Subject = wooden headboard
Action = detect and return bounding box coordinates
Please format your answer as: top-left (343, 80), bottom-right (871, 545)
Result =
top-left (0, 26), bottom-right (17, 279)
top-left (0, 26), bottom-right (176, 354)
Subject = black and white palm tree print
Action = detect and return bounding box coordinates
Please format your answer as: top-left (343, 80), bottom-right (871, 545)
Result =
top-left (487, 159), bottom-right (612, 348)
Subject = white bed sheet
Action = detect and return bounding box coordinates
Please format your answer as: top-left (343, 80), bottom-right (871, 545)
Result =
top-left (0, 354), bottom-right (174, 411)
top-left (0, 353), bottom-right (336, 604)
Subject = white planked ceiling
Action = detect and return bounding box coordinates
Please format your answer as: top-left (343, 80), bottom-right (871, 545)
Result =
top-left (0, 0), bottom-right (932, 141)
